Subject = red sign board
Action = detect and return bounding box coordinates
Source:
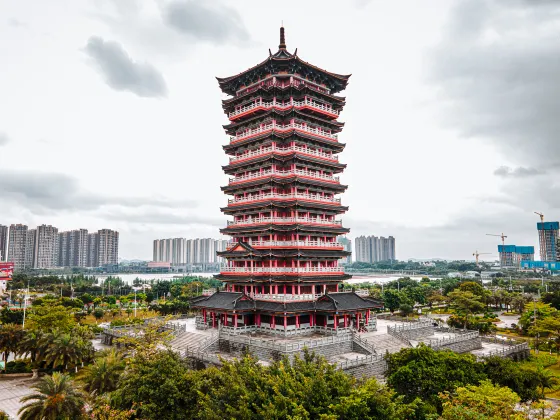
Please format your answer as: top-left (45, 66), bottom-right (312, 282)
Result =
top-left (0, 262), bottom-right (14, 280)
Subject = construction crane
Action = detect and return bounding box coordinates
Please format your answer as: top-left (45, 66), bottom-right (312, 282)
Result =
top-left (534, 211), bottom-right (544, 223)
top-left (486, 233), bottom-right (507, 246)
top-left (473, 250), bottom-right (492, 266)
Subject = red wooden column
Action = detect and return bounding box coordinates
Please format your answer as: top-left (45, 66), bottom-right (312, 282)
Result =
top-left (365, 310), bottom-right (370, 326)
top-left (296, 314), bottom-right (300, 328)
top-left (334, 315), bottom-right (338, 330)
top-left (212, 312), bottom-right (215, 328)
top-left (284, 315), bottom-right (287, 330)
top-left (234, 314), bottom-right (238, 328)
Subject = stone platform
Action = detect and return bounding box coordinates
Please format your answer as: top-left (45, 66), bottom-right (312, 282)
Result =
top-left (101, 317), bottom-right (530, 379)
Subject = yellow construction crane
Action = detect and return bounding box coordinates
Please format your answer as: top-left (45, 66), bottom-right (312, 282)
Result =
top-left (534, 211), bottom-right (544, 223)
top-left (486, 233), bottom-right (507, 246)
top-left (473, 250), bottom-right (491, 266)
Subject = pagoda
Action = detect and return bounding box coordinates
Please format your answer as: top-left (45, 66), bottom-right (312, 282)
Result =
top-left (192, 28), bottom-right (382, 335)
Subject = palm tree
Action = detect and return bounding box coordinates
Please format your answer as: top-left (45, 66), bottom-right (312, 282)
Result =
top-left (43, 330), bottom-right (93, 372)
top-left (18, 372), bottom-right (85, 420)
top-left (80, 349), bottom-right (125, 395)
top-left (19, 330), bottom-right (44, 367)
top-left (0, 323), bottom-right (25, 371)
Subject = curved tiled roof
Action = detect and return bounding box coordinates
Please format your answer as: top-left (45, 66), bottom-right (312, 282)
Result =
top-left (191, 291), bottom-right (383, 312)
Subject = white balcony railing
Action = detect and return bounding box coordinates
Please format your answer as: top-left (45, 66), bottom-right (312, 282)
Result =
top-left (221, 266), bottom-right (344, 274)
top-left (227, 240), bottom-right (343, 249)
top-left (229, 98), bottom-right (339, 119)
top-left (227, 217), bottom-right (343, 227)
top-left (230, 144), bottom-right (338, 163)
top-left (231, 121), bottom-right (338, 143)
top-left (229, 169), bottom-right (339, 184)
top-left (228, 192), bottom-right (341, 205)
top-left (251, 293), bottom-right (323, 302)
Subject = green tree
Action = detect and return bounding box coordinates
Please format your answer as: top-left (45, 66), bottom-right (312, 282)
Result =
top-left (439, 380), bottom-right (524, 420)
top-left (382, 289), bottom-right (403, 313)
top-left (93, 308), bottom-right (105, 322)
top-left (399, 303), bottom-right (414, 317)
top-left (80, 349), bottom-right (125, 394)
top-left (18, 372), bottom-right (85, 420)
top-left (0, 324), bottom-right (25, 371)
top-left (111, 349), bottom-right (196, 420)
top-left (483, 356), bottom-right (539, 402)
top-left (330, 378), bottom-right (420, 420)
top-left (387, 345), bottom-right (486, 413)
top-left (43, 329), bottom-right (94, 372)
top-left (26, 305), bottom-right (76, 332)
top-left (448, 290), bottom-right (486, 329)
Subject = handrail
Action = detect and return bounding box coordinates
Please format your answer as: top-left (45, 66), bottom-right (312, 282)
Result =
top-left (336, 353), bottom-right (386, 370)
top-left (428, 331), bottom-right (479, 350)
top-left (230, 144), bottom-right (338, 163)
top-left (229, 97), bottom-right (339, 119)
top-left (352, 331), bottom-right (377, 355)
top-left (219, 330), bottom-right (352, 352)
top-left (229, 169), bottom-right (339, 183)
top-left (228, 192), bottom-right (341, 205)
top-left (227, 217), bottom-right (343, 227)
top-left (227, 240), bottom-right (343, 249)
top-left (476, 342), bottom-right (529, 360)
top-left (221, 266), bottom-right (343, 274)
top-left (231, 121), bottom-right (338, 143)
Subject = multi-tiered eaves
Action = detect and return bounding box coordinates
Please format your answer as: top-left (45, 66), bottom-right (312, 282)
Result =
top-left (192, 28), bottom-right (381, 336)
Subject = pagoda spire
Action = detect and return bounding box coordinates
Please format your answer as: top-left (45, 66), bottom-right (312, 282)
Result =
top-left (279, 26), bottom-right (286, 49)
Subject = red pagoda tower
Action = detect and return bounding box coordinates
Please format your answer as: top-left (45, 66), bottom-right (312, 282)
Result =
top-left (192, 28), bottom-right (381, 335)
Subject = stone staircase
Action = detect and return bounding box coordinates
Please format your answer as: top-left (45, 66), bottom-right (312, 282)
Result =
top-left (366, 334), bottom-right (411, 354)
top-left (169, 331), bottom-right (215, 352)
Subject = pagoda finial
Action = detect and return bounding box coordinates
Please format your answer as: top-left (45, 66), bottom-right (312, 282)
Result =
top-left (279, 26), bottom-right (286, 49)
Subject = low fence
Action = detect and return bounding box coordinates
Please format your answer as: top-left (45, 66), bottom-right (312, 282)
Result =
top-left (218, 331), bottom-right (352, 353)
top-left (336, 353), bottom-right (384, 370)
top-left (427, 331), bottom-right (479, 350)
top-left (476, 342), bottom-right (530, 360)
top-left (351, 332), bottom-right (377, 355)
top-left (217, 324), bottom-right (352, 337)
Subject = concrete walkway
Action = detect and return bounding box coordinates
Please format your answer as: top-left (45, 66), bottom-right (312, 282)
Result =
top-left (0, 377), bottom-right (37, 419)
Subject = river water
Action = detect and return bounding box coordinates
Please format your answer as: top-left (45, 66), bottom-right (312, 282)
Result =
top-left (94, 273), bottom-right (439, 286)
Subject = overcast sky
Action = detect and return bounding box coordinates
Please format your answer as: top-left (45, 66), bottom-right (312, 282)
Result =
top-left (1, 0), bottom-right (558, 262)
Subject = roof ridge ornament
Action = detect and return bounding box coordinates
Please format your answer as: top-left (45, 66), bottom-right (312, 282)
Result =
top-left (279, 26), bottom-right (286, 49)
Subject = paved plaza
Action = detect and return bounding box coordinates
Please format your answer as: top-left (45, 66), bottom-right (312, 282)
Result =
top-left (0, 377), bottom-right (37, 419)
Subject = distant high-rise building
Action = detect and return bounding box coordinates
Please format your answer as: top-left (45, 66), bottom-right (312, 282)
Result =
top-left (58, 229), bottom-right (89, 267)
top-left (537, 222), bottom-right (559, 261)
top-left (355, 236), bottom-right (370, 263)
top-left (153, 238), bottom-right (187, 265)
top-left (25, 229), bottom-right (36, 269)
top-left (8, 224), bottom-right (28, 270)
top-left (33, 224), bottom-right (59, 269)
top-left (154, 237), bottom-right (228, 265)
top-left (0, 225), bottom-right (8, 262)
top-left (354, 235), bottom-right (396, 263)
top-left (215, 239), bottom-right (228, 264)
top-left (338, 236), bottom-right (352, 264)
top-left (87, 233), bottom-right (98, 267)
top-left (97, 229), bottom-right (119, 266)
